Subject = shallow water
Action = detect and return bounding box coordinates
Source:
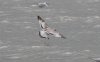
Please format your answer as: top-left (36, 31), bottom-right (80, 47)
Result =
top-left (0, 0), bottom-right (100, 62)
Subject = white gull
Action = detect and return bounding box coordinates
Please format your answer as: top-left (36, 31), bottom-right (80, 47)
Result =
top-left (37, 16), bottom-right (66, 39)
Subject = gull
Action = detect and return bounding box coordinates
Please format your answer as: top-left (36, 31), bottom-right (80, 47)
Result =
top-left (38, 2), bottom-right (48, 8)
top-left (37, 16), bottom-right (66, 39)
top-left (32, 2), bottom-right (48, 8)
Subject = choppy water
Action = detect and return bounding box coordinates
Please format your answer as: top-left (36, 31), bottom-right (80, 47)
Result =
top-left (0, 0), bottom-right (100, 62)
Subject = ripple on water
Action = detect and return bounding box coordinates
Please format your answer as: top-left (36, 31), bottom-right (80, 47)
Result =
top-left (0, 20), bottom-right (10, 24)
top-left (85, 16), bottom-right (100, 23)
top-left (64, 52), bottom-right (73, 55)
top-left (0, 46), bottom-right (9, 49)
top-left (24, 26), bottom-right (32, 29)
top-left (23, 22), bottom-right (33, 24)
top-left (8, 56), bottom-right (20, 59)
top-left (0, 11), bottom-right (4, 13)
top-left (93, 25), bottom-right (100, 28)
top-left (59, 16), bottom-right (78, 23)
top-left (31, 46), bottom-right (50, 49)
top-left (31, 5), bottom-right (37, 7)
top-left (6, 54), bottom-right (21, 59)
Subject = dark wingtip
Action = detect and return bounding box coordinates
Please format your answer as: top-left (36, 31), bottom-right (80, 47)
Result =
top-left (37, 16), bottom-right (42, 20)
top-left (37, 16), bottom-right (45, 22)
top-left (61, 35), bottom-right (66, 39)
top-left (37, 16), bottom-right (40, 20)
top-left (37, 16), bottom-right (39, 18)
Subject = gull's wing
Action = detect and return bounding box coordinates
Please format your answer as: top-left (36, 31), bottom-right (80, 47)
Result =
top-left (53, 31), bottom-right (66, 39)
top-left (46, 28), bottom-right (66, 39)
top-left (37, 16), bottom-right (49, 29)
top-left (39, 30), bottom-right (49, 39)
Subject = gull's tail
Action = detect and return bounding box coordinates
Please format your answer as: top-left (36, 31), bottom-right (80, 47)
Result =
top-left (61, 35), bottom-right (66, 39)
